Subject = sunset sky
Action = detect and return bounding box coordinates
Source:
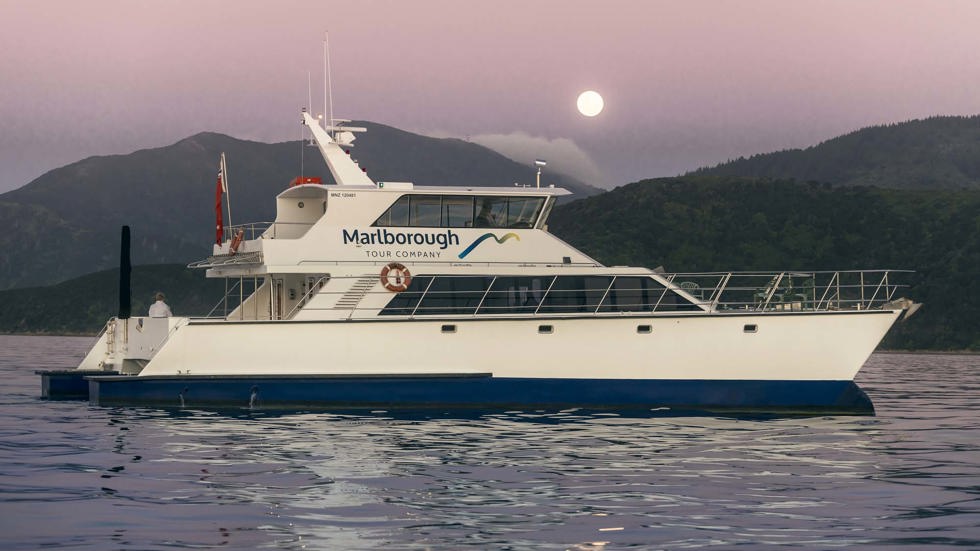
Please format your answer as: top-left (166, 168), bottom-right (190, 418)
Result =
top-left (2, 0), bottom-right (979, 192)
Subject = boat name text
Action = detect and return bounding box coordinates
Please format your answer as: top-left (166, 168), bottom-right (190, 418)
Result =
top-left (342, 228), bottom-right (460, 250)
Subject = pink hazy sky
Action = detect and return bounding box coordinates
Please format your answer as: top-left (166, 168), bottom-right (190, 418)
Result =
top-left (2, 0), bottom-right (979, 192)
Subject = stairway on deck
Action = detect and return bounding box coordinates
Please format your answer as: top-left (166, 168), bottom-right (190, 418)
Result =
top-left (333, 275), bottom-right (378, 311)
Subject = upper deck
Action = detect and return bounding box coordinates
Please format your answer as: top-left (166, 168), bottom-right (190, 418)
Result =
top-left (187, 113), bottom-right (914, 324)
top-left (268, 181), bottom-right (571, 236)
top-left (192, 115), bottom-right (596, 274)
top-left (193, 181), bottom-right (592, 273)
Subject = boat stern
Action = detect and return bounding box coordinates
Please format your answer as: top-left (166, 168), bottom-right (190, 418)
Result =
top-left (38, 316), bottom-right (184, 400)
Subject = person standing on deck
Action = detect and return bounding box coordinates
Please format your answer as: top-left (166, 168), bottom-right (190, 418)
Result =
top-left (148, 292), bottom-right (172, 317)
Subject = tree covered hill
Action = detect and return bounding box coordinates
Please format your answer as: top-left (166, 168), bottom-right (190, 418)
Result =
top-left (2, 176), bottom-right (977, 350)
top-left (548, 176), bottom-right (980, 350)
top-left (690, 115), bottom-right (980, 189)
top-left (0, 123), bottom-right (599, 290)
top-left (0, 264), bottom-right (224, 335)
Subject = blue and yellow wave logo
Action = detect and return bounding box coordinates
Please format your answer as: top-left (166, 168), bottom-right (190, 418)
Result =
top-left (458, 232), bottom-right (520, 259)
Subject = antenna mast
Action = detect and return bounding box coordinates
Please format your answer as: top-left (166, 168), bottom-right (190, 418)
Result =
top-left (307, 70), bottom-right (314, 131)
top-left (303, 71), bottom-right (314, 177)
top-left (222, 152), bottom-right (232, 229)
top-left (325, 32), bottom-right (334, 138)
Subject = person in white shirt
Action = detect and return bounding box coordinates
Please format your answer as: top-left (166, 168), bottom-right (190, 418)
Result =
top-left (148, 292), bottom-right (173, 317)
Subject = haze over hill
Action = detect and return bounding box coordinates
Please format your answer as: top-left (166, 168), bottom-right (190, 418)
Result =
top-left (691, 116), bottom-right (980, 189)
top-left (0, 122), bottom-right (599, 290)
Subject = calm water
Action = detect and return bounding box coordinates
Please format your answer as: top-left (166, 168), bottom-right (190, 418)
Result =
top-left (1, 335), bottom-right (978, 550)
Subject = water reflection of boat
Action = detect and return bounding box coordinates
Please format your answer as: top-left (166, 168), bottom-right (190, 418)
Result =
top-left (40, 111), bottom-right (918, 414)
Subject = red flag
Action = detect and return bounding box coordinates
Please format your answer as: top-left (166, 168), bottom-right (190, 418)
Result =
top-left (215, 167), bottom-right (224, 245)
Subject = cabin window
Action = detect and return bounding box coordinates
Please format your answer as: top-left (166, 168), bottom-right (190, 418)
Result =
top-left (474, 196), bottom-right (508, 227)
top-left (505, 197), bottom-right (544, 228)
top-left (474, 196), bottom-right (545, 228)
top-left (538, 325), bottom-right (554, 334)
top-left (441, 324), bottom-right (457, 333)
top-left (599, 277), bottom-right (662, 312)
top-left (415, 276), bottom-right (494, 315)
top-left (374, 194), bottom-right (546, 229)
top-left (538, 276), bottom-right (613, 313)
top-left (378, 275), bottom-right (433, 316)
top-left (443, 196), bottom-right (475, 228)
top-left (410, 196), bottom-right (442, 227)
top-left (637, 325), bottom-right (652, 334)
top-left (478, 276), bottom-right (551, 314)
top-left (374, 195), bottom-right (410, 226)
top-left (379, 273), bottom-right (702, 317)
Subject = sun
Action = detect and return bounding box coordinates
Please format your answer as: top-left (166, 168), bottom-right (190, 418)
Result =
top-left (576, 90), bottom-right (604, 117)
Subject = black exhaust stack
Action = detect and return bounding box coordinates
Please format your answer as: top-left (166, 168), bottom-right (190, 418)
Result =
top-left (118, 225), bottom-right (131, 320)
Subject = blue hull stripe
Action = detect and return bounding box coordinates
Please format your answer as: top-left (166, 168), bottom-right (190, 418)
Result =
top-left (38, 370), bottom-right (116, 400)
top-left (86, 375), bottom-right (874, 414)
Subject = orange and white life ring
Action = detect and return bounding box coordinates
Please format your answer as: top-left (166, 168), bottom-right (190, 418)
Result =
top-left (380, 262), bottom-right (412, 292)
top-left (229, 229), bottom-right (245, 255)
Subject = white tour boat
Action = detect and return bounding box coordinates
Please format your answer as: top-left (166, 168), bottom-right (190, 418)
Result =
top-left (40, 111), bottom-right (918, 413)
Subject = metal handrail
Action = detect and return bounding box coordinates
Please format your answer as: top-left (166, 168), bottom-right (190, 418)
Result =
top-left (204, 269), bottom-right (911, 320)
top-left (665, 270), bottom-right (910, 313)
top-left (284, 276), bottom-right (330, 319)
top-left (224, 221), bottom-right (273, 241)
top-left (222, 221), bottom-right (317, 241)
top-left (708, 272), bottom-right (732, 310)
top-left (356, 269), bottom-right (911, 317)
top-left (207, 278), bottom-right (243, 318)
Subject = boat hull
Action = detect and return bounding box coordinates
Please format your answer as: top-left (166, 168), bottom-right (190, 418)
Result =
top-left (139, 310), bottom-right (901, 381)
top-left (87, 373), bottom-right (874, 414)
top-left (38, 370), bottom-right (116, 400)
top-left (55, 310), bottom-right (898, 414)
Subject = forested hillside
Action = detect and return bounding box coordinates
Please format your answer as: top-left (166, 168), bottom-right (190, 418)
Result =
top-left (548, 176), bottom-right (979, 350)
top-left (691, 116), bottom-right (980, 189)
top-left (0, 264), bottom-right (223, 335)
top-left (2, 176), bottom-right (977, 350)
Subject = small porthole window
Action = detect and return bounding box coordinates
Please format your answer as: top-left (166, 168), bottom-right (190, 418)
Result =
top-left (441, 324), bottom-right (456, 333)
top-left (538, 325), bottom-right (554, 334)
top-left (637, 325), bottom-right (652, 334)
top-left (744, 324), bottom-right (758, 333)
top-left (298, 201), bottom-right (305, 208)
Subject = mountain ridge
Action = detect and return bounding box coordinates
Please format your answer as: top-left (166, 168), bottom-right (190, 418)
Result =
top-left (0, 123), bottom-right (600, 290)
top-left (690, 115), bottom-right (980, 189)
top-left (547, 176), bottom-right (978, 350)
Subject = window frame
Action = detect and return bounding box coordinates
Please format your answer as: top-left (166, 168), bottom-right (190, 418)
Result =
top-left (379, 274), bottom-right (702, 316)
top-left (374, 194), bottom-right (547, 229)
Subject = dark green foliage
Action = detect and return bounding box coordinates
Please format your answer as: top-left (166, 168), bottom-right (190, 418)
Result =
top-left (548, 176), bottom-right (980, 350)
top-left (1, 177), bottom-right (976, 350)
top-left (692, 116), bottom-right (980, 190)
top-left (0, 264), bottom-right (225, 335)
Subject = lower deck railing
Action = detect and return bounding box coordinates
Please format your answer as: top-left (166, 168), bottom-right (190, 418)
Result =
top-left (663, 270), bottom-right (910, 313)
top-left (200, 269), bottom-right (911, 320)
